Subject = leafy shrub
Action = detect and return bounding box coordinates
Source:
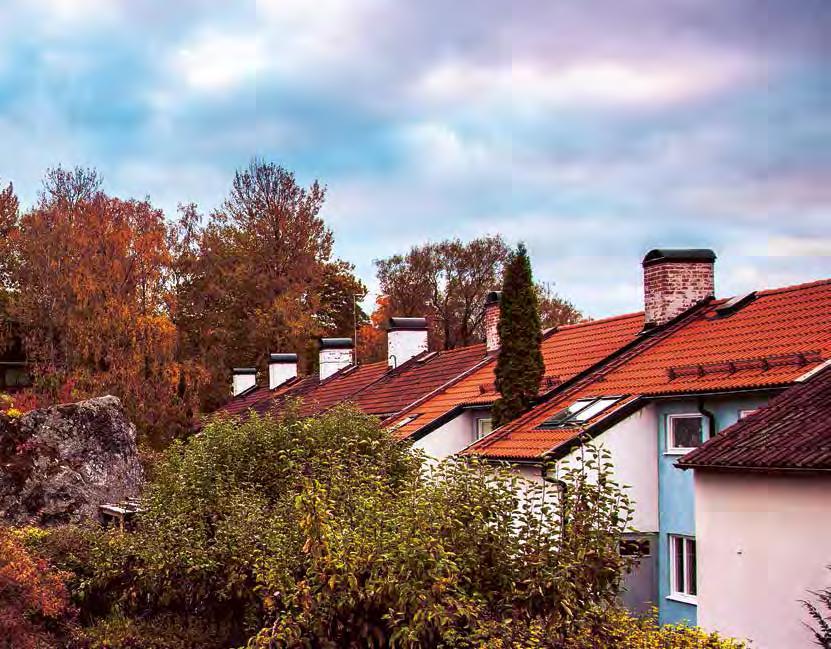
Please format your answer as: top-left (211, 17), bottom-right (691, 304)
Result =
top-left (32, 406), bottom-right (742, 648)
top-left (0, 526), bottom-right (75, 648)
top-left (803, 568), bottom-right (831, 648)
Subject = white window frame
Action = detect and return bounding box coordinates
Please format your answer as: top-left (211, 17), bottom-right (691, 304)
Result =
top-left (666, 413), bottom-right (705, 455)
top-left (668, 535), bottom-right (697, 604)
top-left (476, 417), bottom-right (493, 440)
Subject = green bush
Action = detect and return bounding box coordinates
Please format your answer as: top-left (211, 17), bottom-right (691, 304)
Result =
top-left (28, 406), bottom-right (741, 648)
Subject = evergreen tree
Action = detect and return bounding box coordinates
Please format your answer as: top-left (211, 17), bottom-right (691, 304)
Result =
top-left (492, 243), bottom-right (544, 428)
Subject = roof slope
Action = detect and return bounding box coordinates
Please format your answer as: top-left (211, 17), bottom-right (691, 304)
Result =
top-left (353, 344), bottom-right (489, 417)
top-left (212, 346), bottom-right (489, 422)
top-left (678, 364), bottom-right (831, 472)
top-left (387, 312), bottom-right (645, 439)
top-left (466, 279), bottom-right (831, 460)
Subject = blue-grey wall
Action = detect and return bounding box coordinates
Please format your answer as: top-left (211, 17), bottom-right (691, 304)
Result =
top-left (655, 392), bottom-right (774, 626)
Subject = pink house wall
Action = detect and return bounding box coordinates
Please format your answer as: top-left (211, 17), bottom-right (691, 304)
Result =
top-left (695, 472), bottom-right (831, 649)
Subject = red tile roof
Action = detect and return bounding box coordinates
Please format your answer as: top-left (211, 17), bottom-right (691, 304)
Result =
top-left (212, 346), bottom-right (489, 422)
top-left (287, 361), bottom-right (390, 418)
top-left (466, 279), bottom-right (831, 460)
top-left (213, 377), bottom-right (303, 418)
top-left (678, 363), bottom-right (831, 472)
top-left (387, 312), bottom-right (645, 439)
top-left (353, 344), bottom-right (489, 417)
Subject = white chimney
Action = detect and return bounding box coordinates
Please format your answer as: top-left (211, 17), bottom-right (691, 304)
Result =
top-left (268, 353), bottom-right (298, 390)
top-left (642, 249), bottom-right (716, 328)
top-left (231, 367), bottom-right (257, 396)
top-left (319, 338), bottom-right (354, 380)
top-left (484, 291), bottom-right (501, 353)
top-left (387, 317), bottom-right (428, 368)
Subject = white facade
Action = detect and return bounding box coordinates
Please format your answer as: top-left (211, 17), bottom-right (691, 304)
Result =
top-left (695, 472), bottom-right (831, 649)
top-left (413, 411), bottom-right (477, 460)
top-left (557, 404), bottom-right (659, 533)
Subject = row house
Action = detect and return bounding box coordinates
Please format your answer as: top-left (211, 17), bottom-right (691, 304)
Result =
top-left (678, 364), bottom-right (831, 649)
top-left (215, 247), bottom-right (831, 633)
top-left (461, 251), bottom-right (831, 623)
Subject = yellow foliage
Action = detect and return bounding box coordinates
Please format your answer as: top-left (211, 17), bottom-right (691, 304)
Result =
top-left (567, 608), bottom-right (747, 649)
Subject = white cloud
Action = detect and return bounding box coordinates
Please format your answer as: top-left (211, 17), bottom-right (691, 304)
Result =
top-left (175, 30), bottom-right (266, 92)
top-left (766, 236), bottom-right (831, 257)
top-left (415, 56), bottom-right (755, 114)
top-left (22, 0), bottom-right (123, 27)
top-left (399, 122), bottom-right (503, 178)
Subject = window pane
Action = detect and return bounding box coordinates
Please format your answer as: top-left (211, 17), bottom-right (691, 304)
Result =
top-left (671, 416), bottom-right (703, 449)
top-left (477, 418), bottom-right (493, 439)
top-left (673, 536), bottom-right (685, 594)
top-left (686, 539), bottom-right (697, 596)
top-left (570, 397), bottom-right (622, 422)
top-left (538, 399), bottom-right (595, 428)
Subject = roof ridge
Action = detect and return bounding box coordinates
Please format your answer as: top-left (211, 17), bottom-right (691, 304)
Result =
top-left (754, 277), bottom-right (831, 298)
top-left (556, 310), bottom-right (644, 330)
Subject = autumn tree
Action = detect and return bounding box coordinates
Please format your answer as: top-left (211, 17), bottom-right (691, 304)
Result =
top-left (1, 167), bottom-right (190, 443)
top-left (492, 243), bottom-right (544, 427)
top-left (173, 160), bottom-right (365, 410)
top-left (537, 281), bottom-right (584, 329)
top-left (374, 236), bottom-right (511, 350)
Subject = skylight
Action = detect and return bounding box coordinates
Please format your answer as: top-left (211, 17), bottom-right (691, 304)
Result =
top-left (388, 414), bottom-right (420, 432)
top-left (537, 396), bottom-right (624, 429)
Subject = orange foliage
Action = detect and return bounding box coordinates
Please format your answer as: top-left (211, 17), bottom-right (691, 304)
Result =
top-left (2, 168), bottom-right (199, 444)
top-left (0, 528), bottom-right (74, 648)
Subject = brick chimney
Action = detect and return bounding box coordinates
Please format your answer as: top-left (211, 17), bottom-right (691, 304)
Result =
top-left (268, 353), bottom-right (298, 389)
top-left (642, 249), bottom-right (716, 328)
top-left (231, 367), bottom-right (257, 396)
top-left (484, 290), bottom-right (501, 352)
top-left (387, 317), bottom-right (428, 368)
top-left (319, 338), bottom-right (354, 380)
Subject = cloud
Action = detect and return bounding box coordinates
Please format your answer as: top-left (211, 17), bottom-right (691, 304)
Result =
top-left (415, 56), bottom-right (755, 114)
top-left (174, 30), bottom-right (266, 92)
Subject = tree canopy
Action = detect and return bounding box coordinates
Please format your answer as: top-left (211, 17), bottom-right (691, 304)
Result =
top-left (373, 236), bottom-right (581, 357)
top-left (0, 162), bottom-right (367, 444)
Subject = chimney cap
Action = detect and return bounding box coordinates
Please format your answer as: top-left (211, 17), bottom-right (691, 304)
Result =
top-left (319, 337), bottom-right (354, 349)
top-left (643, 249), bottom-right (716, 267)
top-left (269, 353), bottom-right (298, 364)
top-left (485, 290), bottom-right (502, 305)
top-left (387, 317), bottom-right (428, 331)
top-left (232, 367), bottom-right (257, 375)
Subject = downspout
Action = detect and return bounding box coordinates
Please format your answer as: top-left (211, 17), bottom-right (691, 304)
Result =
top-left (696, 397), bottom-right (717, 439)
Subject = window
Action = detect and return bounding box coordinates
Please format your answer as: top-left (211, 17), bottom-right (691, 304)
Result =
top-left (666, 414), bottom-right (704, 453)
top-left (476, 417), bottom-right (493, 440)
top-left (388, 414), bottom-right (420, 433)
top-left (537, 396), bottom-right (624, 429)
top-left (669, 535), bottom-right (697, 602)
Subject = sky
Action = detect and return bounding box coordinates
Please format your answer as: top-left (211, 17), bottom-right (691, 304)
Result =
top-left (0, 0), bottom-right (829, 318)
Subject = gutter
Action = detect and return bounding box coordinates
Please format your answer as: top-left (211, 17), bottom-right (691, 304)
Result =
top-left (676, 463), bottom-right (831, 475)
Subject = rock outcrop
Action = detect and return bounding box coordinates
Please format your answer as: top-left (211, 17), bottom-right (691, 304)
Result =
top-left (0, 395), bottom-right (144, 525)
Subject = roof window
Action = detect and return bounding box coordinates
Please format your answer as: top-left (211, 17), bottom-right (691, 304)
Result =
top-left (537, 396), bottom-right (624, 429)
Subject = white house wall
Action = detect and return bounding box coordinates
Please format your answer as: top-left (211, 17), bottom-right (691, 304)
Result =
top-left (412, 411), bottom-right (476, 460)
top-left (695, 472), bottom-right (831, 649)
top-left (557, 404), bottom-right (658, 533)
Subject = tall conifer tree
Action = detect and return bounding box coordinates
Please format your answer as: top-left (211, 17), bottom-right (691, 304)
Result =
top-left (492, 243), bottom-right (544, 427)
